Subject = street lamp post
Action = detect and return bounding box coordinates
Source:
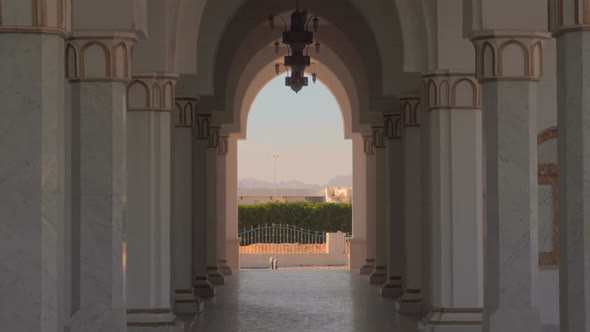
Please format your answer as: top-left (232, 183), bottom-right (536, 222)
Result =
top-left (272, 154), bottom-right (279, 201)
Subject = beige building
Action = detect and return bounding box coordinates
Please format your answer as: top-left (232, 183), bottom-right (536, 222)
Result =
top-left (237, 188), bottom-right (327, 204)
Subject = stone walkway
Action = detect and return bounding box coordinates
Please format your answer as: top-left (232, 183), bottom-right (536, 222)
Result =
top-left (187, 270), bottom-right (419, 332)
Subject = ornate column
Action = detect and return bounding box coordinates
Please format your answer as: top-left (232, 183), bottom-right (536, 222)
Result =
top-left (381, 114), bottom-right (404, 297)
top-left (225, 135), bottom-right (240, 271)
top-left (360, 133), bottom-right (377, 275)
top-left (369, 126), bottom-right (388, 285)
top-left (65, 32), bottom-right (136, 331)
top-left (553, 1), bottom-right (590, 330)
top-left (471, 31), bottom-right (549, 331)
top-left (0, 2), bottom-right (69, 331)
top-left (171, 97), bottom-right (202, 312)
top-left (191, 113), bottom-right (215, 298)
top-left (125, 74), bottom-right (183, 330)
top-left (418, 72), bottom-right (484, 331)
top-left (395, 96), bottom-right (424, 314)
top-left (350, 133), bottom-right (368, 270)
top-left (216, 135), bottom-right (232, 276)
top-left (206, 126), bottom-right (224, 285)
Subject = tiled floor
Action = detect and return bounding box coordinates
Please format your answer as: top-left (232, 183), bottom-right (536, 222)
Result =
top-left (187, 269), bottom-right (419, 332)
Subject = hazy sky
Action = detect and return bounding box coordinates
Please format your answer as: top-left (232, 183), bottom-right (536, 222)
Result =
top-left (238, 73), bottom-right (352, 186)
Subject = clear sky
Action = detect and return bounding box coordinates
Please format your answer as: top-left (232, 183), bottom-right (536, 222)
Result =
top-left (238, 73), bottom-right (352, 186)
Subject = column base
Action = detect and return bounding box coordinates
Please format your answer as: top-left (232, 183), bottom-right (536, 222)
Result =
top-left (380, 276), bottom-right (403, 297)
top-left (369, 266), bottom-right (387, 285)
top-left (360, 258), bottom-right (375, 275)
top-left (394, 289), bottom-right (423, 314)
top-left (485, 308), bottom-right (540, 332)
top-left (207, 266), bottom-right (225, 285)
top-left (226, 238), bottom-right (240, 271)
top-left (67, 308), bottom-right (127, 332)
top-left (127, 309), bottom-right (184, 332)
top-left (193, 277), bottom-right (215, 298)
top-left (349, 238), bottom-right (367, 269)
top-left (217, 259), bottom-right (233, 276)
top-left (418, 307), bottom-right (483, 332)
top-left (173, 289), bottom-right (203, 314)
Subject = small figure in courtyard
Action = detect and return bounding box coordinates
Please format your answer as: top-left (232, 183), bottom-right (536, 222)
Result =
top-left (269, 257), bottom-right (279, 270)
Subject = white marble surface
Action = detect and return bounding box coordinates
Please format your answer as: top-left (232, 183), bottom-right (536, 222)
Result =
top-left (187, 270), bottom-right (419, 332)
top-left (0, 34), bottom-right (66, 332)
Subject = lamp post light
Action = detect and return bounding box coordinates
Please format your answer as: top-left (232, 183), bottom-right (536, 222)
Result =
top-left (272, 154), bottom-right (279, 201)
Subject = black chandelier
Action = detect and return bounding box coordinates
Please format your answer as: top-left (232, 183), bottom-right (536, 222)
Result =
top-left (268, 1), bottom-right (320, 93)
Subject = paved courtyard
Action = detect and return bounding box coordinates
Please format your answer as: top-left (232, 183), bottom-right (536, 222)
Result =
top-left (187, 270), bottom-right (419, 332)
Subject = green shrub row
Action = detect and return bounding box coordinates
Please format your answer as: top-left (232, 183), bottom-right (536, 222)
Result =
top-left (238, 201), bottom-right (352, 233)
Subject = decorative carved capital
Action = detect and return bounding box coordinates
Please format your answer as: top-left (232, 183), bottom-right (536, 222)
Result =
top-left (0, 0), bottom-right (70, 36)
top-left (550, 0), bottom-right (590, 35)
top-left (218, 136), bottom-right (229, 155)
top-left (400, 97), bottom-right (421, 128)
top-left (66, 32), bottom-right (137, 82)
top-left (175, 97), bottom-right (199, 128)
top-left (422, 72), bottom-right (481, 110)
top-left (193, 113), bottom-right (210, 140)
top-left (362, 134), bottom-right (375, 155)
top-left (384, 114), bottom-right (401, 140)
top-left (471, 31), bottom-right (550, 83)
top-left (127, 73), bottom-right (179, 113)
top-left (372, 126), bottom-right (386, 149)
top-left (208, 126), bottom-right (221, 149)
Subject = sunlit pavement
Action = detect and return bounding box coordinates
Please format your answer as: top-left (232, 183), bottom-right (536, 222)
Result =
top-left (185, 269), bottom-right (419, 332)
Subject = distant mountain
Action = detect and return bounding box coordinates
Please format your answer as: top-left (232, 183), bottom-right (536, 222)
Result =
top-left (238, 175), bottom-right (353, 189)
top-left (324, 175), bottom-right (352, 188)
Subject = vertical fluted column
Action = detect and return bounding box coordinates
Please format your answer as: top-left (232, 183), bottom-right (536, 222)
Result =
top-left (381, 114), bottom-right (404, 297)
top-left (350, 133), bottom-right (368, 270)
top-left (360, 133), bottom-right (377, 275)
top-left (192, 114), bottom-right (215, 298)
top-left (553, 1), bottom-right (590, 329)
top-left (216, 135), bottom-right (232, 276)
top-left (395, 96), bottom-right (424, 314)
top-left (206, 126), bottom-right (224, 285)
top-left (471, 31), bottom-right (549, 332)
top-left (418, 72), bottom-right (484, 331)
top-left (125, 74), bottom-right (183, 330)
top-left (66, 32), bottom-right (137, 332)
top-left (369, 126), bottom-right (388, 285)
top-left (225, 135), bottom-right (240, 271)
top-left (0, 2), bottom-right (68, 330)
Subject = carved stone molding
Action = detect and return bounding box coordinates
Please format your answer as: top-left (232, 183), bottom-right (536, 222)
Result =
top-left (384, 114), bottom-right (401, 140)
top-left (193, 114), bottom-right (211, 140)
top-left (0, 0), bottom-right (70, 36)
top-left (174, 97), bottom-right (199, 128)
top-left (471, 31), bottom-right (550, 83)
top-left (208, 126), bottom-right (221, 149)
top-left (400, 97), bottom-right (421, 127)
top-left (372, 126), bottom-right (386, 149)
top-left (363, 134), bottom-right (375, 155)
top-left (127, 73), bottom-right (179, 112)
top-left (66, 32), bottom-right (137, 82)
top-left (550, 0), bottom-right (590, 35)
top-left (422, 72), bottom-right (481, 110)
top-left (218, 136), bottom-right (229, 155)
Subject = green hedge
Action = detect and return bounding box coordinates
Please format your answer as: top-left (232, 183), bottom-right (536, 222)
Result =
top-left (238, 201), bottom-right (352, 233)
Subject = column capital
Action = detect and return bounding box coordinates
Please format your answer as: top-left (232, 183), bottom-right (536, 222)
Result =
top-left (550, 0), bottom-right (590, 36)
top-left (127, 73), bottom-right (179, 113)
top-left (372, 126), bottom-right (386, 149)
top-left (193, 113), bottom-right (211, 140)
top-left (400, 96), bottom-right (421, 128)
top-left (208, 126), bottom-right (221, 149)
top-left (66, 31), bottom-right (138, 83)
top-left (421, 72), bottom-right (481, 110)
top-left (174, 97), bottom-right (199, 128)
top-left (217, 136), bottom-right (229, 155)
top-left (470, 30), bottom-right (550, 83)
top-left (384, 114), bottom-right (401, 140)
top-left (362, 134), bottom-right (375, 155)
top-left (0, 0), bottom-right (70, 36)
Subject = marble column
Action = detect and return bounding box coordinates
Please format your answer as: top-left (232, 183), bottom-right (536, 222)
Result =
top-left (126, 74), bottom-right (183, 330)
top-left (369, 126), bottom-right (388, 285)
top-left (66, 32), bottom-right (136, 332)
top-left (350, 133), bottom-right (368, 270)
top-left (0, 6), bottom-right (68, 330)
top-left (471, 31), bottom-right (549, 332)
top-left (418, 72), bottom-right (484, 331)
top-left (171, 97), bottom-right (202, 312)
top-left (192, 114), bottom-right (215, 298)
top-left (381, 115), bottom-right (404, 298)
top-left (395, 97), bottom-right (424, 314)
top-left (216, 135), bottom-right (232, 276)
top-left (360, 133), bottom-right (377, 275)
top-left (206, 126), bottom-right (224, 285)
top-left (554, 6), bottom-right (590, 330)
top-left (225, 135), bottom-right (240, 271)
